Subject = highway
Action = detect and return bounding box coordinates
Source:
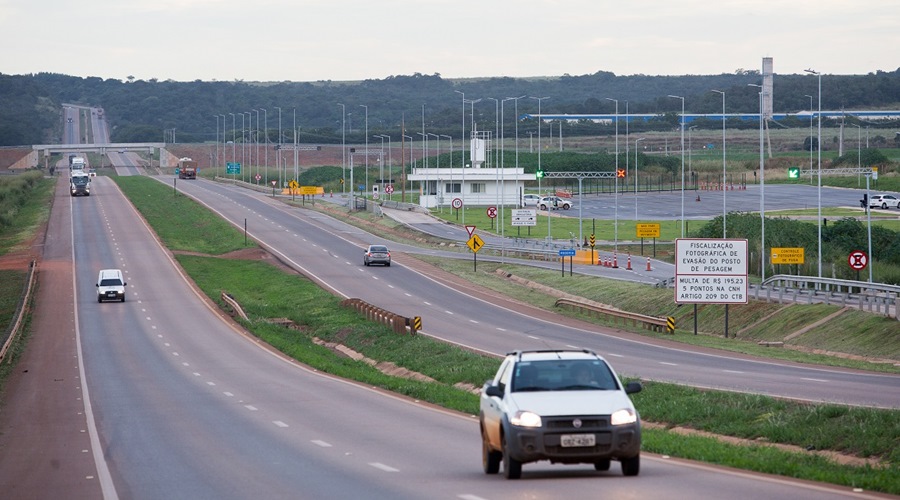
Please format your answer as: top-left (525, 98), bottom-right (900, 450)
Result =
top-left (2, 174), bottom-right (893, 498)
top-left (171, 178), bottom-right (900, 409)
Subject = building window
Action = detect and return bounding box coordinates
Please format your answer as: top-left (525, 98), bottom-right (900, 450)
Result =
top-left (471, 183), bottom-right (485, 194)
top-left (445, 183), bottom-right (461, 194)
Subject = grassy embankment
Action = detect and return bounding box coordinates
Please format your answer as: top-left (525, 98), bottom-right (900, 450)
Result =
top-left (0, 171), bottom-right (55, 380)
top-left (109, 175), bottom-right (900, 494)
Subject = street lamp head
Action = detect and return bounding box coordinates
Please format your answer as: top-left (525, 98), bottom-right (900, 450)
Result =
top-left (711, 89), bottom-right (724, 95)
top-left (804, 68), bottom-right (819, 75)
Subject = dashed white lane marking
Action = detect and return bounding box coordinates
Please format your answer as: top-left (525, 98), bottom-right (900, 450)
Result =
top-left (206, 381), bottom-right (216, 386)
top-left (369, 462), bottom-right (399, 472)
top-left (223, 392), bottom-right (234, 397)
top-left (660, 362), bottom-right (678, 366)
top-left (724, 370), bottom-right (745, 374)
top-left (311, 440), bottom-right (332, 448)
top-left (802, 377), bottom-right (829, 383)
top-left (607, 353), bottom-right (624, 358)
top-left (273, 421), bottom-right (289, 428)
top-left (244, 405), bottom-right (258, 411)
top-left (458, 495), bottom-right (488, 500)
top-left (527, 335), bottom-right (539, 340)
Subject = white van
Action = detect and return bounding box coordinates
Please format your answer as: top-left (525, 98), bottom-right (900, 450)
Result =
top-left (96, 269), bottom-right (126, 302)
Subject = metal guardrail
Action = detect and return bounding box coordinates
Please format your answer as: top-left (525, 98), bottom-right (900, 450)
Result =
top-left (555, 297), bottom-right (669, 332)
top-left (1, 261), bottom-right (37, 364)
top-left (758, 275), bottom-right (899, 319)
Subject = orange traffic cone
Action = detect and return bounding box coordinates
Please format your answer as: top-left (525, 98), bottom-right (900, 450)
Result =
top-left (626, 253), bottom-right (632, 270)
top-left (646, 256), bottom-right (652, 271)
top-left (613, 253), bottom-right (618, 268)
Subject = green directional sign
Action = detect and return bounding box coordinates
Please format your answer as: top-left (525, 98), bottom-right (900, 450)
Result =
top-left (536, 170), bottom-right (544, 179)
top-left (226, 162), bottom-right (241, 175)
top-left (788, 166), bottom-right (800, 179)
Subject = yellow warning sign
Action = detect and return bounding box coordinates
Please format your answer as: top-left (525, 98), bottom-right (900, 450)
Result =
top-left (467, 234), bottom-right (485, 253)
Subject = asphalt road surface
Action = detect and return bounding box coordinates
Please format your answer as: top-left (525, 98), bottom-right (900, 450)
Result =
top-left (0, 176), bottom-right (893, 499)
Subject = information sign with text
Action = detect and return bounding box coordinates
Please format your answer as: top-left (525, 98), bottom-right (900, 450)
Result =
top-left (675, 239), bottom-right (748, 304)
top-left (511, 209), bottom-right (537, 226)
top-left (771, 247), bottom-right (804, 264)
top-left (636, 223), bottom-right (661, 238)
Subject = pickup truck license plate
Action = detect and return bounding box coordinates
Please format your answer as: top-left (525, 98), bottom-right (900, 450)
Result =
top-left (560, 434), bottom-right (595, 447)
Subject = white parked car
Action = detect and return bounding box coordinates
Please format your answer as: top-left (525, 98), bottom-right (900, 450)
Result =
top-left (868, 194), bottom-right (900, 210)
top-left (522, 194), bottom-right (541, 207)
top-left (480, 349), bottom-right (642, 479)
top-left (538, 196), bottom-right (572, 210)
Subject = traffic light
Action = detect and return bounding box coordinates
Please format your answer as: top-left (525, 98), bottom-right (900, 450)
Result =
top-left (788, 167), bottom-right (800, 179)
top-left (617, 168), bottom-right (626, 178)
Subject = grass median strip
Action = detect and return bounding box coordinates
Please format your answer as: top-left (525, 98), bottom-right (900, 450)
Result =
top-left (116, 176), bottom-right (898, 494)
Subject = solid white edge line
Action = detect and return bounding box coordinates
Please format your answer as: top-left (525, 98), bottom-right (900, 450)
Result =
top-left (70, 191), bottom-right (119, 499)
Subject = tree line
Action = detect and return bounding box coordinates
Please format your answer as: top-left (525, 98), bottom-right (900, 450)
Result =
top-left (1, 68), bottom-right (899, 147)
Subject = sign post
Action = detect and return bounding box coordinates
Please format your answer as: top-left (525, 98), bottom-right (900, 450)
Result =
top-left (848, 250), bottom-right (868, 281)
top-left (675, 239), bottom-right (748, 337)
top-left (466, 231), bottom-right (484, 272)
top-left (636, 223), bottom-right (660, 257)
top-left (559, 248), bottom-right (576, 276)
top-left (452, 197), bottom-right (463, 220)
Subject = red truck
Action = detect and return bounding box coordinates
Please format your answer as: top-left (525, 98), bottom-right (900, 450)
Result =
top-left (178, 158), bottom-right (198, 179)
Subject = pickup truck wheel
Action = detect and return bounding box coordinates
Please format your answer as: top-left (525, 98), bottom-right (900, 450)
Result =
top-left (621, 454), bottom-right (640, 476)
top-left (594, 459), bottom-right (611, 471)
top-left (482, 429), bottom-right (501, 474)
top-left (501, 434), bottom-right (522, 479)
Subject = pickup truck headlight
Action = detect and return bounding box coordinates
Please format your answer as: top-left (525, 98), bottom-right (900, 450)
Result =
top-left (510, 411), bottom-right (542, 428)
top-left (611, 408), bottom-right (637, 426)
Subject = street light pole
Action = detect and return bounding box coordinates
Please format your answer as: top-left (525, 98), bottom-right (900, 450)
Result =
top-left (428, 132), bottom-right (441, 208)
top-left (274, 107), bottom-right (282, 188)
top-left (712, 89), bottom-right (727, 238)
top-left (805, 68), bottom-right (823, 278)
top-left (804, 95), bottom-right (814, 184)
top-left (668, 95), bottom-right (686, 237)
top-left (530, 96), bottom-right (550, 241)
top-left (214, 115), bottom-right (220, 178)
top-left (634, 137), bottom-right (645, 220)
top-left (361, 105), bottom-right (368, 194)
top-left (605, 97), bottom-right (620, 254)
top-left (338, 103), bottom-right (346, 194)
top-left (507, 95), bottom-right (525, 169)
top-left (262, 108), bottom-right (268, 179)
top-left (374, 134), bottom-right (385, 194)
top-left (229, 113), bottom-right (236, 174)
top-left (440, 134), bottom-right (452, 211)
top-left (253, 109), bottom-right (260, 182)
top-left (749, 84), bottom-right (766, 279)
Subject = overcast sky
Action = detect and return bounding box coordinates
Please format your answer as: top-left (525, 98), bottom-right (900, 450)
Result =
top-left (3, 0), bottom-right (897, 82)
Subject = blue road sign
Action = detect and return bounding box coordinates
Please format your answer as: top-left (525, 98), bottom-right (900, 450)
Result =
top-left (559, 249), bottom-right (576, 257)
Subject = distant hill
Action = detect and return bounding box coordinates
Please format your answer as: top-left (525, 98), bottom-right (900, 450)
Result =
top-left (1, 69), bottom-right (899, 147)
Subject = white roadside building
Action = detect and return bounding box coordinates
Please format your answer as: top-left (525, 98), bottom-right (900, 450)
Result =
top-left (406, 135), bottom-right (536, 209)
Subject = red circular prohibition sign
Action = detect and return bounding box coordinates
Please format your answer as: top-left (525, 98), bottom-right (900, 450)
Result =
top-left (848, 250), bottom-right (868, 270)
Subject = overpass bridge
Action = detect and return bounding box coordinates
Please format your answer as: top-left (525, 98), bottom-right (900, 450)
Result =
top-left (32, 143), bottom-right (165, 155)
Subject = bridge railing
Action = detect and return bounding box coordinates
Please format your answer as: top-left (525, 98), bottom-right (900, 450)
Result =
top-left (758, 275), bottom-right (899, 319)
